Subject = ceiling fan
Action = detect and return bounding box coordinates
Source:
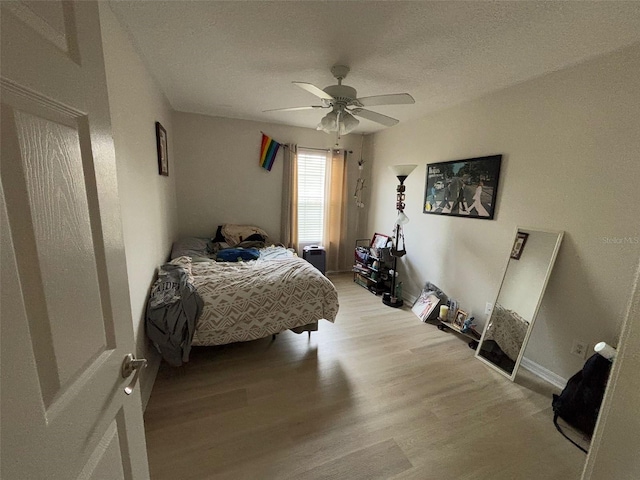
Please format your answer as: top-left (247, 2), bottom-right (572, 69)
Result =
top-left (264, 65), bottom-right (415, 135)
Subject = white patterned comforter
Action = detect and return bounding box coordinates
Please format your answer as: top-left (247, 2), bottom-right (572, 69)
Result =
top-left (183, 250), bottom-right (339, 346)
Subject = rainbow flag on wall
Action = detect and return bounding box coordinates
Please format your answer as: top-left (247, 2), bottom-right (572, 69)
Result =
top-left (259, 133), bottom-right (281, 171)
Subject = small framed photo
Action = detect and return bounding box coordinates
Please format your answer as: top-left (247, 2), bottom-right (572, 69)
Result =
top-left (156, 121), bottom-right (169, 176)
top-left (453, 309), bottom-right (468, 329)
top-left (510, 232), bottom-right (529, 260)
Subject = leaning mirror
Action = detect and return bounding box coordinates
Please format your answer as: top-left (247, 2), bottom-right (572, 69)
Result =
top-left (475, 227), bottom-right (564, 380)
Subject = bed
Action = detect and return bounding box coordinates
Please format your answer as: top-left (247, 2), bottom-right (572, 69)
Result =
top-left (166, 234), bottom-right (339, 348)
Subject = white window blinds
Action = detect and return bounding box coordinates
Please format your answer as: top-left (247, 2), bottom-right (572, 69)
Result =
top-left (297, 149), bottom-right (328, 243)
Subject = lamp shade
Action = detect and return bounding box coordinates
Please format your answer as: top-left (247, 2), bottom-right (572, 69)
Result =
top-left (395, 211), bottom-right (410, 225)
top-left (389, 164), bottom-right (417, 178)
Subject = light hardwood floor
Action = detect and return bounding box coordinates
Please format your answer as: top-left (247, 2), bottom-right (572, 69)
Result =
top-left (144, 273), bottom-right (586, 479)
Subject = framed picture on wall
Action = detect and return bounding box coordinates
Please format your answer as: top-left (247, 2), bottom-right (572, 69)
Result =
top-left (156, 121), bottom-right (169, 176)
top-left (510, 232), bottom-right (529, 260)
top-left (423, 154), bottom-right (502, 219)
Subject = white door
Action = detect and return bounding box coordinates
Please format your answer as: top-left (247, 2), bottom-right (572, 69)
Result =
top-left (1, 1), bottom-right (149, 479)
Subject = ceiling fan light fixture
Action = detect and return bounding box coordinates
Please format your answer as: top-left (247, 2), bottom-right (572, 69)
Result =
top-left (339, 112), bottom-right (359, 135)
top-left (317, 110), bottom-right (338, 133)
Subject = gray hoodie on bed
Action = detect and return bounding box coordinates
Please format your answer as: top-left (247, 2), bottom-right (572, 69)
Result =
top-left (145, 264), bottom-right (203, 367)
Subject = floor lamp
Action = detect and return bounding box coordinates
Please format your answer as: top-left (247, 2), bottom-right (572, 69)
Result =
top-left (382, 164), bottom-right (417, 308)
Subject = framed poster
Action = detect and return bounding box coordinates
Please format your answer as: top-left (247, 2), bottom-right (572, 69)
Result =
top-left (423, 154), bottom-right (502, 219)
top-left (412, 293), bottom-right (440, 322)
top-left (156, 121), bottom-right (169, 176)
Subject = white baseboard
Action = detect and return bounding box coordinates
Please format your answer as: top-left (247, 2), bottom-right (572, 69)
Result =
top-left (520, 357), bottom-right (568, 390)
top-left (403, 291), bottom-right (417, 305)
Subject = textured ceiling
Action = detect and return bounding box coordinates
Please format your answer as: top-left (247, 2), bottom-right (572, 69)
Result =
top-left (109, 1), bottom-right (640, 134)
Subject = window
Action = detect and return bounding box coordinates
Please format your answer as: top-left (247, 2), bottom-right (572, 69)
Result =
top-left (297, 148), bottom-right (329, 245)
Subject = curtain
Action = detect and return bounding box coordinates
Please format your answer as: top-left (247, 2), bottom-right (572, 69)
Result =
top-left (324, 150), bottom-right (348, 272)
top-left (280, 144), bottom-right (298, 250)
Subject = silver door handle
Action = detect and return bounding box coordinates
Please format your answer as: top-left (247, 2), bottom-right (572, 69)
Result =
top-left (121, 353), bottom-right (147, 395)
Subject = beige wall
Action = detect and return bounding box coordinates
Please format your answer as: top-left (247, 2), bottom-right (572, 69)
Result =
top-left (366, 44), bottom-right (640, 381)
top-left (172, 112), bottom-right (369, 271)
top-left (498, 229), bottom-right (562, 322)
top-left (100, 4), bottom-right (178, 405)
top-left (583, 261), bottom-right (640, 480)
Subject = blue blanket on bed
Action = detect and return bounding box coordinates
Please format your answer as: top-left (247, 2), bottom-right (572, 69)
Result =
top-left (216, 247), bottom-right (260, 262)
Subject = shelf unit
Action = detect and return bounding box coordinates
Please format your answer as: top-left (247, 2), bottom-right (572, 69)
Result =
top-left (437, 317), bottom-right (482, 349)
top-left (353, 238), bottom-right (392, 296)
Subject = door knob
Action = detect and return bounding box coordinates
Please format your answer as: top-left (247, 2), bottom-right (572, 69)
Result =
top-left (121, 353), bottom-right (147, 395)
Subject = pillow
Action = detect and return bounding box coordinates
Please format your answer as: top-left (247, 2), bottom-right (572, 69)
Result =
top-left (221, 224), bottom-right (268, 246)
top-left (235, 239), bottom-right (266, 250)
top-left (244, 233), bottom-right (266, 242)
top-left (170, 237), bottom-right (211, 261)
top-left (209, 241), bottom-right (230, 254)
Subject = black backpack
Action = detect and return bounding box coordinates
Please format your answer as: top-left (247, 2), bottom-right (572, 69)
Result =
top-left (552, 353), bottom-right (611, 453)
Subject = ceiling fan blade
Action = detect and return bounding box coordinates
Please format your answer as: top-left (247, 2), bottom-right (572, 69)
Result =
top-left (350, 108), bottom-right (399, 127)
top-left (263, 105), bottom-right (326, 113)
top-left (293, 82), bottom-right (335, 101)
top-left (355, 93), bottom-right (415, 107)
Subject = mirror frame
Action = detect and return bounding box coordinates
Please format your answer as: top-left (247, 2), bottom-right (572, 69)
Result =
top-left (474, 227), bottom-right (564, 381)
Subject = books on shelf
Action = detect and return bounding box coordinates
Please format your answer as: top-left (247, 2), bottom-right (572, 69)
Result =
top-left (352, 265), bottom-right (370, 275)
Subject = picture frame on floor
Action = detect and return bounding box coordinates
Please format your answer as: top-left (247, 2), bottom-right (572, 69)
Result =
top-left (412, 293), bottom-right (440, 322)
top-left (453, 309), bottom-right (468, 329)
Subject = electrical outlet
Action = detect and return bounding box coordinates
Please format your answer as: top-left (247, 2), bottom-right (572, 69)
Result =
top-left (571, 340), bottom-right (589, 359)
top-left (485, 302), bottom-right (493, 315)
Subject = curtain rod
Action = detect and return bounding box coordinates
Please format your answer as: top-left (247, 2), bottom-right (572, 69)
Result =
top-left (261, 132), bottom-right (353, 153)
top-left (284, 145), bottom-right (353, 154)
